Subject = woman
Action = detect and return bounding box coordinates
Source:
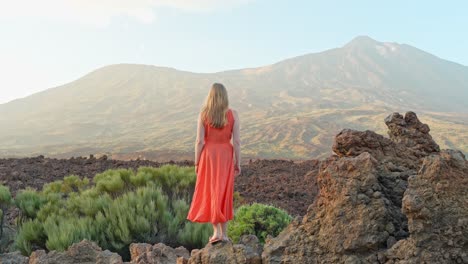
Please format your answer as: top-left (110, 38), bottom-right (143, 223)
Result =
top-left (187, 83), bottom-right (241, 244)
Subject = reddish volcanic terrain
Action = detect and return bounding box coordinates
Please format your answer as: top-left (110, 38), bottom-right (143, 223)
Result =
top-left (0, 155), bottom-right (319, 224)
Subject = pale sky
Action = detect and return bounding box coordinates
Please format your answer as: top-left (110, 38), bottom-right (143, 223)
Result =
top-left (1, 0), bottom-right (467, 104)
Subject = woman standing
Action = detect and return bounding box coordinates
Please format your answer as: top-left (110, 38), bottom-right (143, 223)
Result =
top-left (187, 83), bottom-right (241, 243)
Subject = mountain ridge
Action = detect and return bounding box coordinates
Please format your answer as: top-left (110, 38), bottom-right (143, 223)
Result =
top-left (0, 36), bottom-right (467, 159)
top-left (3, 35), bottom-right (467, 106)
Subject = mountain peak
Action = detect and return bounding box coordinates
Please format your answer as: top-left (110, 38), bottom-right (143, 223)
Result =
top-left (345, 35), bottom-right (380, 47)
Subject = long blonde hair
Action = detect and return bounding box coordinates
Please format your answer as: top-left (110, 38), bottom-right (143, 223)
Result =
top-left (201, 83), bottom-right (229, 128)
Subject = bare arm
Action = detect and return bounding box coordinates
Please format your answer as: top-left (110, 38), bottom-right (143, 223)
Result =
top-left (232, 110), bottom-right (241, 173)
top-left (195, 113), bottom-right (205, 167)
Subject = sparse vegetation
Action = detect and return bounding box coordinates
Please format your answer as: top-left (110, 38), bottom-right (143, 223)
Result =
top-left (228, 203), bottom-right (292, 244)
top-left (12, 165), bottom-right (211, 255)
top-left (3, 165), bottom-right (293, 257)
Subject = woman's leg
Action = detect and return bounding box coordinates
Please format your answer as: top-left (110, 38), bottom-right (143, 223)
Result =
top-left (211, 223), bottom-right (219, 238)
top-left (218, 223), bottom-right (222, 236)
top-left (209, 222), bottom-right (224, 243)
top-left (221, 221), bottom-right (229, 241)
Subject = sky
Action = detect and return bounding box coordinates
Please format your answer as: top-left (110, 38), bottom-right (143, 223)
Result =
top-left (0, 0), bottom-right (467, 104)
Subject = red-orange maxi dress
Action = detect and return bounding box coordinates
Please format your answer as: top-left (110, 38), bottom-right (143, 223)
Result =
top-left (187, 109), bottom-right (235, 223)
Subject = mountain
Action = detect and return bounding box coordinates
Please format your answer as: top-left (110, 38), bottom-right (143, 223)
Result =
top-left (0, 36), bottom-right (467, 159)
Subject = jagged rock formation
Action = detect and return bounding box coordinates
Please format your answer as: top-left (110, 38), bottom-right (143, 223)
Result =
top-left (262, 111), bottom-right (467, 263)
top-left (384, 112), bottom-right (440, 155)
top-left (386, 149), bottom-right (468, 263)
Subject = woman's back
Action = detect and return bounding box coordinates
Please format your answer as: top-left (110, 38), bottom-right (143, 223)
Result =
top-left (204, 109), bottom-right (234, 144)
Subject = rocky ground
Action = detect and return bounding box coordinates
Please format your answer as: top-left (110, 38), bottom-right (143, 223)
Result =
top-left (0, 156), bottom-right (192, 198)
top-left (1, 111), bottom-right (467, 264)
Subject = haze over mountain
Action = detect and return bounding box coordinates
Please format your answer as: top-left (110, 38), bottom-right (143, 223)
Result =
top-left (1, 36), bottom-right (467, 159)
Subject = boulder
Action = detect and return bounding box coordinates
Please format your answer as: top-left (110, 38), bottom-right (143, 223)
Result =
top-left (185, 235), bottom-right (262, 264)
top-left (28, 239), bottom-right (122, 264)
top-left (129, 242), bottom-right (189, 264)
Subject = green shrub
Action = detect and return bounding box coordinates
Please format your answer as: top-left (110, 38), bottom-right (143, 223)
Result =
top-left (14, 165), bottom-right (206, 256)
top-left (35, 192), bottom-right (63, 222)
top-left (15, 188), bottom-right (45, 220)
top-left (94, 169), bottom-right (130, 196)
top-left (15, 219), bottom-right (45, 255)
top-left (42, 181), bottom-right (63, 195)
top-left (43, 215), bottom-right (94, 251)
top-left (228, 203), bottom-right (292, 244)
top-left (135, 166), bottom-right (196, 201)
top-left (0, 185), bottom-right (12, 205)
top-left (62, 175), bottom-right (89, 193)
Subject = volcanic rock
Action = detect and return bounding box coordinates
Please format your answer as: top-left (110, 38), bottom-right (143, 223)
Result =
top-left (128, 242), bottom-right (189, 264)
top-left (184, 235), bottom-right (262, 264)
top-left (385, 111), bottom-right (440, 156)
top-left (28, 239), bottom-right (122, 264)
top-left (262, 111), bottom-right (464, 263)
top-left (385, 149), bottom-right (468, 263)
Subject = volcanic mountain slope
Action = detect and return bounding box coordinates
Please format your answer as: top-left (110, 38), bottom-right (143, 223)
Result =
top-left (0, 36), bottom-right (467, 159)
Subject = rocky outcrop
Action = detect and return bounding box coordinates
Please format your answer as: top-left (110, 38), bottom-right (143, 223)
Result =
top-left (333, 111), bottom-right (439, 169)
top-left (384, 112), bottom-right (440, 157)
top-left (385, 150), bottom-right (468, 263)
top-left (183, 235), bottom-right (263, 264)
top-left (262, 112), bottom-right (467, 263)
top-left (28, 240), bottom-right (122, 264)
top-left (129, 242), bottom-right (189, 264)
top-left (262, 151), bottom-right (399, 263)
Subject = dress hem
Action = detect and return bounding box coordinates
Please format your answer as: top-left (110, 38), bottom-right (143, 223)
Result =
top-left (186, 216), bottom-right (234, 224)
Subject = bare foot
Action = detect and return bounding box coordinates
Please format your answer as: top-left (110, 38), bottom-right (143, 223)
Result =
top-left (209, 235), bottom-right (222, 244)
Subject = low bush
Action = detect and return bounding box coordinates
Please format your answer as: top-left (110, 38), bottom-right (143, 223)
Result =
top-left (11, 167), bottom-right (291, 256)
top-left (228, 203), bottom-right (292, 244)
top-left (15, 188), bottom-right (45, 221)
top-left (15, 219), bottom-right (45, 254)
top-left (14, 165), bottom-right (211, 256)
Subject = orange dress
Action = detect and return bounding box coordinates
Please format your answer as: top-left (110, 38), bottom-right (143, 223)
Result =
top-left (187, 109), bottom-right (235, 223)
